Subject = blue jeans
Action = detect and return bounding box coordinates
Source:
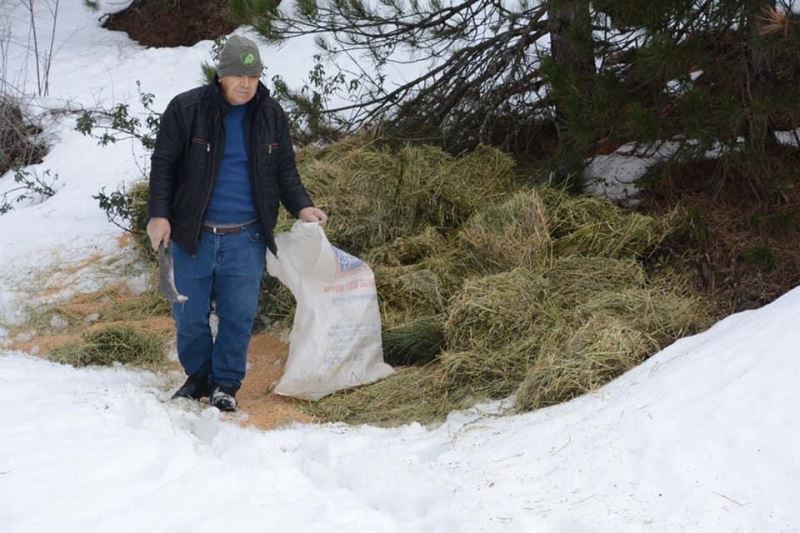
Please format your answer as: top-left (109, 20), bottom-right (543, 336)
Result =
top-left (171, 224), bottom-right (266, 391)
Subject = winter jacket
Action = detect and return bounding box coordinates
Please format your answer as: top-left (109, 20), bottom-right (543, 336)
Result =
top-left (148, 79), bottom-right (313, 256)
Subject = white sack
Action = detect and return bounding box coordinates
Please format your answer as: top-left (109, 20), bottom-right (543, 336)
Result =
top-left (266, 221), bottom-right (394, 400)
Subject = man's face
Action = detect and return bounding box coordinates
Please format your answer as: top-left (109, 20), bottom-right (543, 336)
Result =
top-left (219, 75), bottom-right (259, 105)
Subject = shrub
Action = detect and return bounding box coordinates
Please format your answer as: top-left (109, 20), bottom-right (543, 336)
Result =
top-left (0, 95), bottom-right (46, 176)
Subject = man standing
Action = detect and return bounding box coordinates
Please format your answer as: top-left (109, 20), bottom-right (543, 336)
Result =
top-left (147, 35), bottom-right (327, 411)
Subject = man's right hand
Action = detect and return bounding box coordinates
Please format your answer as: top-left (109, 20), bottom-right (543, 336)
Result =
top-left (147, 217), bottom-right (171, 250)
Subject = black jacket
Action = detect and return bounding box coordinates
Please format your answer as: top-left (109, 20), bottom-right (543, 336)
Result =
top-left (148, 79), bottom-right (313, 256)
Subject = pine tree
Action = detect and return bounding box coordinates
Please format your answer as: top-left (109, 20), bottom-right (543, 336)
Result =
top-left (236, 0), bottom-right (591, 155)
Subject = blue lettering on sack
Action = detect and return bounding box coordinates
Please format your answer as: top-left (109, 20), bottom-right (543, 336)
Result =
top-left (333, 247), bottom-right (364, 272)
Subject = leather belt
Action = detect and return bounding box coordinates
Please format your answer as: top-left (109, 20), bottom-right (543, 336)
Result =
top-left (202, 222), bottom-right (254, 235)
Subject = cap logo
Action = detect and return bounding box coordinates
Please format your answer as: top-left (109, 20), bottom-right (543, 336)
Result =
top-left (241, 52), bottom-right (256, 65)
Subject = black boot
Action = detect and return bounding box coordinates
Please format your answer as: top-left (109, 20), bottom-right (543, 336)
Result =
top-left (171, 372), bottom-right (211, 400)
top-left (210, 385), bottom-right (238, 412)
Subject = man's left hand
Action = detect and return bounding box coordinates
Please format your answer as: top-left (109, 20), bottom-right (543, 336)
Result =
top-left (298, 207), bottom-right (328, 227)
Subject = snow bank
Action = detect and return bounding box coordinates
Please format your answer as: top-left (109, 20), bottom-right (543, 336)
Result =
top-left (2, 286), bottom-right (799, 532)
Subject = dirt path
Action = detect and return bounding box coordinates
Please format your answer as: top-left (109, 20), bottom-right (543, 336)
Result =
top-left (7, 290), bottom-right (310, 430)
top-left (14, 325), bottom-right (311, 429)
top-left (234, 332), bottom-right (313, 428)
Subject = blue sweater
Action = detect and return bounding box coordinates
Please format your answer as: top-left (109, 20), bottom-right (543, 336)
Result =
top-left (203, 104), bottom-right (258, 225)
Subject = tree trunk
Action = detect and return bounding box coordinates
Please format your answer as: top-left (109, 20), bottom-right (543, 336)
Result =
top-left (549, 0), bottom-right (595, 104)
top-left (548, 0), bottom-right (596, 186)
top-left (745, 0), bottom-right (777, 150)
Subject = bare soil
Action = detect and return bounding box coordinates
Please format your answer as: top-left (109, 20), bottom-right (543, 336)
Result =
top-left (639, 159), bottom-right (800, 317)
top-left (103, 0), bottom-right (235, 48)
top-left (236, 333), bottom-right (313, 428)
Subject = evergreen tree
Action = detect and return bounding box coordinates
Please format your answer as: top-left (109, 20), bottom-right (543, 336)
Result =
top-left (232, 0), bottom-right (582, 155)
top-left (563, 0), bottom-right (800, 194)
top-left (235, 0), bottom-right (799, 193)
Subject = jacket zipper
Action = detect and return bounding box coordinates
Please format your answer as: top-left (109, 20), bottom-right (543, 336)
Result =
top-left (247, 107), bottom-right (263, 220)
top-left (193, 111), bottom-right (224, 253)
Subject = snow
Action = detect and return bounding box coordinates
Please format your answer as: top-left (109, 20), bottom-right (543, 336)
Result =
top-left (1, 2), bottom-right (799, 532)
top-left (2, 287), bottom-right (800, 532)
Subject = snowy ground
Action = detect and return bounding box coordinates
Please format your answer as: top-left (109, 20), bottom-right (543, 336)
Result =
top-left (1, 2), bottom-right (799, 532)
top-left (2, 285), bottom-right (799, 532)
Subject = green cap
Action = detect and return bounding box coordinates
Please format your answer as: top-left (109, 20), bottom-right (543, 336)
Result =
top-left (217, 35), bottom-right (264, 78)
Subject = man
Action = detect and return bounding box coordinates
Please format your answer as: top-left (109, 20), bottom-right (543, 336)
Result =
top-left (147, 35), bottom-right (327, 411)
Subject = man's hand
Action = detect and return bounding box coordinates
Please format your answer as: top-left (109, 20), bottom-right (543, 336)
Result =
top-left (147, 217), bottom-right (171, 250)
top-left (298, 207), bottom-right (328, 227)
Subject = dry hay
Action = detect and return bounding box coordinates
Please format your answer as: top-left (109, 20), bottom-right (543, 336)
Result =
top-left (434, 256), bottom-right (706, 412)
top-left (444, 268), bottom-right (547, 352)
top-left (416, 245), bottom-right (482, 297)
top-left (457, 189), bottom-right (551, 273)
top-left (50, 324), bottom-right (167, 369)
top-left (297, 138), bottom-right (516, 253)
top-left (578, 285), bottom-right (709, 346)
top-left (440, 344), bottom-right (530, 399)
top-left (373, 264), bottom-right (448, 328)
top-left (276, 141), bottom-right (710, 426)
top-left (537, 186), bottom-right (675, 258)
top-left (365, 226), bottom-right (446, 267)
top-left (302, 365), bottom-right (466, 426)
top-left (512, 279), bottom-right (708, 411)
top-left (539, 256), bottom-right (648, 303)
top-left (105, 288), bottom-right (171, 321)
top-left (430, 144), bottom-right (517, 227)
top-left (298, 142), bottom-right (447, 252)
top-left (370, 239), bottom-right (480, 330)
top-left (259, 274), bottom-right (296, 328)
top-left (443, 257), bottom-right (646, 354)
top-left (514, 316), bottom-right (652, 411)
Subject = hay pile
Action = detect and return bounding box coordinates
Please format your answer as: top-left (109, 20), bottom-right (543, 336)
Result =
top-left (298, 138), bottom-right (515, 254)
top-left (50, 325), bottom-right (167, 369)
top-left (275, 135), bottom-right (710, 426)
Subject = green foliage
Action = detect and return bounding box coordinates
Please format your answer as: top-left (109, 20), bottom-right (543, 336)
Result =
top-left (75, 81), bottom-right (160, 150)
top-left (241, 0), bottom-right (559, 154)
top-left (75, 82), bottom-right (160, 258)
top-left (0, 167), bottom-right (60, 215)
top-left (199, 36), bottom-right (228, 85)
top-left (717, 145), bottom-right (800, 199)
top-left (225, 0), bottom-right (800, 186)
top-left (547, 3), bottom-right (800, 197)
top-left (740, 244), bottom-right (777, 272)
top-left (269, 54), bottom-right (350, 144)
top-left (593, 0), bottom-right (681, 30)
top-left (383, 319), bottom-right (445, 366)
top-left (228, 0), bottom-right (278, 24)
top-left (683, 206), bottom-right (711, 244)
top-left (752, 212), bottom-right (799, 235)
top-left (93, 180), bottom-right (152, 259)
top-left (106, 289), bottom-right (172, 321)
top-left (228, 0), bottom-right (282, 41)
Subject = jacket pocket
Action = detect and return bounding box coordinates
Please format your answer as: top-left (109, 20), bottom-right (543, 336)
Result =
top-left (192, 137), bottom-right (211, 152)
top-left (257, 143), bottom-right (280, 176)
top-left (188, 136), bottom-right (212, 184)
